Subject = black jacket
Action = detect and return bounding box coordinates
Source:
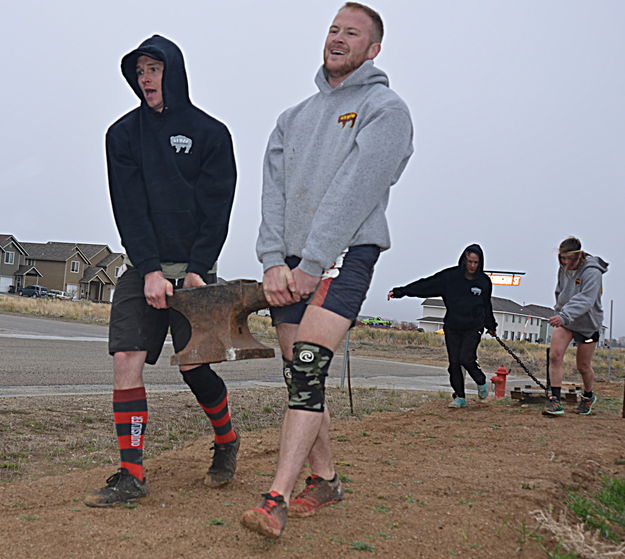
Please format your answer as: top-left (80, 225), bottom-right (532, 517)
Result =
top-left (391, 244), bottom-right (497, 331)
top-left (106, 35), bottom-right (237, 277)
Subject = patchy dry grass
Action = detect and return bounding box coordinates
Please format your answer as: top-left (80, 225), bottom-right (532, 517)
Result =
top-left (0, 295), bottom-right (110, 324)
top-left (0, 387), bottom-right (432, 483)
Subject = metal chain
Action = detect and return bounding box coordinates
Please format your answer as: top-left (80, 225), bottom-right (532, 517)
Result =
top-left (494, 335), bottom-right (547, 391)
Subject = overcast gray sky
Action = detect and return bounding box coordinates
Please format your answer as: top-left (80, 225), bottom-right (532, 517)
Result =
top-left (2, 0), bottom-right (623, 336)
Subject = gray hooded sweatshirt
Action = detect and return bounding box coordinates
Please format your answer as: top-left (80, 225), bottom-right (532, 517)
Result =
top-left (555, 254), bottom-right (609, 337)
top-left (256, 60), bottom-right (414, 277)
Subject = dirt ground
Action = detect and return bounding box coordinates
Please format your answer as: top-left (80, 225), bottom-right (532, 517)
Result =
top-left (1, 379), bottom-right (624, 559)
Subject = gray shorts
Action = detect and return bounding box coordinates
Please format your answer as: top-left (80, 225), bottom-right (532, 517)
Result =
top-left (270, 244), bottom-right (380, 326)
top-left (108, 268), bottom-right (191, 365)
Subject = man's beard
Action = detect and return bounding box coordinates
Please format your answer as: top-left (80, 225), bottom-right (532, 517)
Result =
top-left (323, 53), bottom-right (365, 81)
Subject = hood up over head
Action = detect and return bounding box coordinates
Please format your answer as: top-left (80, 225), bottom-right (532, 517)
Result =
top-left (458, 243), bottom-right (485, 273)
top-left (121, 34), bottom-right (190, 112)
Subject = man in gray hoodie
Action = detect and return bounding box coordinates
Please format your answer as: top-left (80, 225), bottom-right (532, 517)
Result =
top-left (242, 2), bottom-right (413, 538)
top-left (543, 237), bottom-right (609, 417)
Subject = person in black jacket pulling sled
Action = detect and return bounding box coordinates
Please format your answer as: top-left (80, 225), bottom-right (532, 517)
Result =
top-left (388, 244), bottom-right (497, 408)
top-left (86, 35), bottom-right (238, 507)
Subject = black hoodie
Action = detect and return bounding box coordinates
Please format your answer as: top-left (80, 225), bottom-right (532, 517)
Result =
top-left (391, 244), bottom-right (497, 331)
top-left (106, 35), bottom-right (237, 278)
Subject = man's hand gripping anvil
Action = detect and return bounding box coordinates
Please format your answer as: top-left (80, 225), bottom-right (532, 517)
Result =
top-left (166, 280), bottom-right (275, 365)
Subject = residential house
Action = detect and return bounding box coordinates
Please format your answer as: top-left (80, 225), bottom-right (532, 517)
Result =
top-left (416, 296), bottom-right (556, 343)
top-left (0, 234), bottom-right (42, 293)
top-left (19, 241), bottom-right (123, 302)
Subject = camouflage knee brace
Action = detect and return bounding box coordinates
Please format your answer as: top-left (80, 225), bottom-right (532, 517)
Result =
top-left (288, 342), bottom-right (334, 412)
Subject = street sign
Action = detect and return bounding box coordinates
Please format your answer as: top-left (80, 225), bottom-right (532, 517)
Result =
top-left (485, 271), bottom-right (524, 286)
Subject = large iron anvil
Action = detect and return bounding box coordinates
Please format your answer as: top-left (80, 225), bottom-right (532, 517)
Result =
top-left (166, 279), bottom-right (275, 365)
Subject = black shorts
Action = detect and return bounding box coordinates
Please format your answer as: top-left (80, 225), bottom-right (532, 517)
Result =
top-left (270, 244), bottom-right (380, 326)
top-left (571, 330), bottom-right (599, 344)
top-left (108, 268), bottom-right (191, 365)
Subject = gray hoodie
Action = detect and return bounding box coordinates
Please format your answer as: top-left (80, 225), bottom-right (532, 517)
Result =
top-left (256, 60), bottom-right (413, 277)
top-left (555, 254), bottom-right (609, 336)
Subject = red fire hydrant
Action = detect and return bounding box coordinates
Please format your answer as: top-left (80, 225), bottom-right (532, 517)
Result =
top-left (490, 366), bottom-right (509, 399)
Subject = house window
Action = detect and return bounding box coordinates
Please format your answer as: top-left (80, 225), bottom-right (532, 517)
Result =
top-left (503, 331), bottom-right (508, 340)
top-left (114, 266), bottom-right (122, 278)
top-left (4, 251), bottom-right (14, 265)
top-left (511, 315), bottom-right (515, 323)
top-left (26, 258), bottom-right (35, 266)
top-left (71, 261), bottom-right (80, 273)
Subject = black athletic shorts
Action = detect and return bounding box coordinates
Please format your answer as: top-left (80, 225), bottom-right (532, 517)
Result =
top-left (108, 268), bottom-right (192, 364)
top-left (571, 330), bottom-right (599, 344)
top-left (270, 244), bottom-right (380, 326)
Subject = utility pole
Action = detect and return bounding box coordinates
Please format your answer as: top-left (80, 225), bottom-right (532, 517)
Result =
top-left (607, 299), bottom-right (613, 379)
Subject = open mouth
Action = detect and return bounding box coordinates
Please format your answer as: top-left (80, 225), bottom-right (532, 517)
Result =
top-left (330, 49), bottom-right (347, 56)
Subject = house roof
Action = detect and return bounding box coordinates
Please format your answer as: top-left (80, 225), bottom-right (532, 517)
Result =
top-left (422, 296), bottom-right (553, 318)
top-left (21, 242), bottom-right (90, 262)
top-left (96, 252), bottom-right (123, 267)
top-left (81, 266), bottom-right (114, 284)
top-left (76, 243), bottom-right (110, 260)
top-left (521, 304), bottom-right (554, 319)
top-left (417, 316), bottom-right (444, 323)
top-left (16, 264), bottom-right (43, 277)
top-left (0, 234), bottom-right (28, 255)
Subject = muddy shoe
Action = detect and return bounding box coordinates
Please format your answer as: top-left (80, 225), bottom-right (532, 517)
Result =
top-left (85, 468), bottom-right (147, 507)
top-left (575, 394), bottom-right (597, 415)
top-left (289, 474), bottom-right (344, 518)
top-left (542, 397), bottom-right (564, 416)
top-left (204, 435), bottom-right (240, 488)
top-left (241, 491), bottom-right (288, 538)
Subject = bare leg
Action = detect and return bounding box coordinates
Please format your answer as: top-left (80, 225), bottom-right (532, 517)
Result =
top-left (270, 306), bottom-right (350, 502)
top-left (576, 342), bottom-right (596, 392)
top-left (113, 350), bottom-right (146, 390)
top-left (548, 327), bottom-right (573, 388)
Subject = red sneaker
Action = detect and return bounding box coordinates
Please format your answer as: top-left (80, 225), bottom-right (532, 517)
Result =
top-left (289, 474), bottom-right (344, 518)
top-left (241, 491), bottom-right (287, 538)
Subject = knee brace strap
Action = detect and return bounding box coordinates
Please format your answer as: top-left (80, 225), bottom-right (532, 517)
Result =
top-left (288, 342), bottom-right (334, 412)
top-left (282, 358), bottom-right (293, 390)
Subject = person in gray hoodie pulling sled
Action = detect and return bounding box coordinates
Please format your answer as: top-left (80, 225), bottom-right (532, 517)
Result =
top-left (242, 2), bottom-right (413, 539)
top-left (543, 237), bottom-right (608, 417)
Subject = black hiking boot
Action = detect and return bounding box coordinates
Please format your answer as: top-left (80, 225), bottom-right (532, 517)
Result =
top-left (204, 435), bottom-right (240, 488)
top-left (85, 468), bottom-right (147, 507)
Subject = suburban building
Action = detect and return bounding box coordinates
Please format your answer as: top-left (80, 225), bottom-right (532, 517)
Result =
top-left (416, 296), bottom-right (556, 343)
top-left (0, 234), bottom-right (43, 293)
top-left (0, 235), bottom-right (123, 303)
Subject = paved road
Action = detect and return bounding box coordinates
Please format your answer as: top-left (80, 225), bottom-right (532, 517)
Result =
top-left (0, 313), bottom-right (531, 397)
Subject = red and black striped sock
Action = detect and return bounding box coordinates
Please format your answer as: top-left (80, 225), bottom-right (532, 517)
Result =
top-left (113, 387), bottom-right (148, 481)
top-left (181, 365), bottom-right (236, 445)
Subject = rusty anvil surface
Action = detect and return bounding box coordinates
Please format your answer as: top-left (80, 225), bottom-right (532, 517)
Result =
top-left (166, 279), bottom-right (275, 366)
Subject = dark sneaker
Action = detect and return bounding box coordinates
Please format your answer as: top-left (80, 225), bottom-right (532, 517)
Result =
top-left (542, 397), bottom-right (564, 416)
top-left (575, 394), bottom-right (597, 415)
top-left (289, 474), bottom-right (344, 518)
top-left (241, 491), bottom-right (288, 538)
top-left (84, 468), bottom-right (147, 507)
top-left (204, 435), bottom-right (240, 488)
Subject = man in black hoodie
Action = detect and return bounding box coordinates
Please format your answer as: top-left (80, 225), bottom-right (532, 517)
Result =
top-left (388, 244), bottom-right (497, 408)
top-left (85, 36), bottom-right (238, 507)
